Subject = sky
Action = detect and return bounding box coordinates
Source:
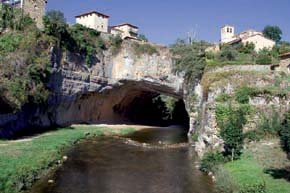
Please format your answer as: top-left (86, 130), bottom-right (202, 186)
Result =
top-left (47, 0), bottom-right (290, 45)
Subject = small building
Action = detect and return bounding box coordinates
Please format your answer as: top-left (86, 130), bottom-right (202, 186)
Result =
top-left (110, 23), bottom-right (139, 40)
top-left (0, 0), bottom-right (47, 28)
top-left (75, 11), bottom-right (109, 33)
top-left (220, 25), bottom-right (275, 52)
top-left (279, 52), bottom-right (290, 73)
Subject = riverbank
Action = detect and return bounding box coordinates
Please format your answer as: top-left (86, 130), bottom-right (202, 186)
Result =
top-left (0, 125), bottom-right (137, 193)
top-left (222, 138), bottom-right (290, 193)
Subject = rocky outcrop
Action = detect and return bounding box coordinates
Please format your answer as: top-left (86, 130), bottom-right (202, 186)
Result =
top-left (191, 66), bottom-right (290, 157)
top-left (0, 40), bottom-right (184, 138)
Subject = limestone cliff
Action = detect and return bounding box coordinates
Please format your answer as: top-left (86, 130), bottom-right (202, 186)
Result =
top-left (190, 65), bottom-right (290, 157)
top-left (0, 40), bottom-right (184, 137)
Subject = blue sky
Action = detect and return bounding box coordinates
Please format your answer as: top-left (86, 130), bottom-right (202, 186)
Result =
top-left (47, 0), bottom-right (290, 45)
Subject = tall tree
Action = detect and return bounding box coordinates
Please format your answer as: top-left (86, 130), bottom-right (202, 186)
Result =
top-left (263, 25), bottom-right (282, 43)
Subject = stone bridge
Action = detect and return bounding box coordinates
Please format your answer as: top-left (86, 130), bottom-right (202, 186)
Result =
top-left (0, 41), bottom-right (185, 137)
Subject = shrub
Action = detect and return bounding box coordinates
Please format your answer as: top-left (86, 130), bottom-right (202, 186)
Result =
top-left (109, 35), bottom-right (123, 54)
top-left (258, 112), bottom-right (282, 137)
top-left (133, 42), bottom-right (158, 56)
top-left (200, 152), bottom-right (225, 173)
top-left (280, 112), bottom-right (290, 155)
top-left (215, 166), bottom-right (238, 193)
top-left (235, 86), bottom-right (257, 104)
top-left (239, 182), bottom-right (266, 193)
top-left (256, 49), bottom-right (273, 65)
top-left (219, 45), bottom-right (238, 61)
top-left (216, 93), bottom-right (231, 103)
top-left (244, 130), bottom-right (263, 142)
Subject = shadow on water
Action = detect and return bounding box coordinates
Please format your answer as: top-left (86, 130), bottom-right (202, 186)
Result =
top-left (29, 126), bottom-right (214, 193)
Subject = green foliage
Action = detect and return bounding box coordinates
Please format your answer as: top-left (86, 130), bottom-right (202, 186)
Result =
top-left (171, 40), bottom-right (207, 81)
top-left (0, 126), bottom-right (136, 193)
top-left (220, 45), bottom-right (239, 61)
top-left (0, 33), bottom-right (23, 55)
top-left (200, 152), bottom-right (225, 173)
top-left (243, 130), bottom-right (263, 142)
top-left (138, 34), bottom-right (148, 42)
top-left (217, 104), bottom-right (247, 159)
top-left (258, 112), bottom-right (282, 137)
top-left (43, 10), bottom-right (67, 42)
top-left (237, 42), bottom-right (256, 54)
top-left (215, 166), bottom-right (238, 193)
top-left (0, 4), bottom-right (35, 32)
top-left (279, 112), bottom-right (290, 155)
top-left (133, 42), bottom-right (159, 56)
top-left (277, 41), bottom-right (290, 54)
top-left (235, 86), bottom-right (257, 104)
top-left (256, 48), bottom-right (273, 65)
top-left (239, 182), bottom-right (267, 193)
top-left (109, 34), bottom-right (123, 54)
top-left (263, 25), bottom-right (282, 43)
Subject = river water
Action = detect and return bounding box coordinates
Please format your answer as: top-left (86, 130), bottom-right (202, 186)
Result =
top-left (29, 126), bottom-right (214, 193)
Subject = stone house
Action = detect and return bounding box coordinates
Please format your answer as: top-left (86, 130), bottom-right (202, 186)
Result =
top-left (75, 11), bottom-right (109, 33)
top-left (110, 23), bottom-right (139, 40)
top-left (1, 0), bottom-right (47, 28)
top-left (279, 52), bottom-right (290, 72)
top-left (221, 25), bottom-right (275, 52)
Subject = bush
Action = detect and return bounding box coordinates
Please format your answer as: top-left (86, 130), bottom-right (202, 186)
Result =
top-left (109, 35), bottom-right (123, 54)
top-left (215, 166), bottom-right (238, 193)
top-left (280, 112), bottom-right (290, 155)
top-left (258, 112), bottom-right (282, 137)
top-left (256, 49), bottom-right (273, 65)
top-left (200, 152), bottom-right (225, 173)
top-left (235, 86), bottom-right (257, 104)
top-left (216, 93), bottom-right (231, 103)
top-left (244, 130), bottom-right (263, 142)
top-left (219, 45), bottom-right (238, 61)
top-left (239, 182), bottom-right (266, 193)
top-left (133, 42), bottom-right (158, 56)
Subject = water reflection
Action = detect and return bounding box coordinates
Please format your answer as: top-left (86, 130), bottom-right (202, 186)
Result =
top-left (29, 127), bottom-right (214, 193)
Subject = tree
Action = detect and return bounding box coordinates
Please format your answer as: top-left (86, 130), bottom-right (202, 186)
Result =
top-left (219, 105), bottom-right (246, 160)
top-left (138, 34), bottom-right (148, 42)
top-left (280, 112), bottom-right (290, 156)
top-left (263, 25), bottom-right (282, 43)
top-left (43, 10), bottom-right (67, 46)
top-left (170, 39), bottom-right (207, 82)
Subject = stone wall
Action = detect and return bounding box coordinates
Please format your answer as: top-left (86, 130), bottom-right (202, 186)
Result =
top-left (23, 0), bottom-right (47, 28)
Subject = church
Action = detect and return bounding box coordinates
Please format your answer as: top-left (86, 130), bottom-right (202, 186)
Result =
top-left (220, 25), bottom-right (275, 51)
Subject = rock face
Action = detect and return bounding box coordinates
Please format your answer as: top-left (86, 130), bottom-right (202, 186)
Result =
top-left (0, 41), bottom-right (184, 138)
top-left (191, 66), bottom-right (290, 157)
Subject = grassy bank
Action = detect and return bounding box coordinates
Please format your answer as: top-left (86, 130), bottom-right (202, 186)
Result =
top-left (223, 139), bottom-right (290, 193)
top-left (0, 126), bottom-right (136, 193)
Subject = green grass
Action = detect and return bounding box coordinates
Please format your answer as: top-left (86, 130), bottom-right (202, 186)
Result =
top-left (224, 146), bottom-right (290, 193)
top-left (0, 126), bottom-right (136, 193)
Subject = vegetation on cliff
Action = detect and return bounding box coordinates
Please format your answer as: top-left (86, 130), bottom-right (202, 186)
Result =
top-left (0, 5), bottom-right (55, 112)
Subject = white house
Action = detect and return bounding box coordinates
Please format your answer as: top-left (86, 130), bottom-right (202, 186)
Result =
top-left (220, 25), bottom-right (275, 51)
top-left (75, 11), bottom-right (109, 33)
top-left (110, 23), bottom-right (139, 40)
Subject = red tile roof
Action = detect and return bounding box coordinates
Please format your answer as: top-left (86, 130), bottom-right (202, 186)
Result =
top-left (75, 11), bottom-right (109, 18)
top-left (111, 23), bottom-right (138, 29)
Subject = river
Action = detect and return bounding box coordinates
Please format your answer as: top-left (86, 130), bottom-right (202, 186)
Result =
top-left (29, 126), bottom-right (214, 193)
